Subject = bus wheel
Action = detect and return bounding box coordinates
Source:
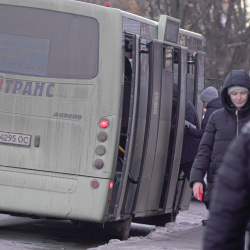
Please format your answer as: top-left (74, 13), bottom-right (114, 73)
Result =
top-left (121, 216), bottom-right (132, 240)
top-left (105, 216), bottom-right (132, 240)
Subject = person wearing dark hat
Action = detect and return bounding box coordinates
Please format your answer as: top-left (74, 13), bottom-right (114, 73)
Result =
top-left (201, 86), bottom-right (218, 103)
top-left (189, 70), bottom-right (250, 223)
top-left (186, 86), bottom-right (223, 139)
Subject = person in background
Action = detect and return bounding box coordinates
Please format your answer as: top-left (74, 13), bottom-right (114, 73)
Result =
top-left (189, 69), bottom-right (250, 219)
top-left (203, 121), bottom-right (250, 250)
top-left (186, 86), bottom-right (223, 139)
top-left (180, 100), bottom-right (200, 181)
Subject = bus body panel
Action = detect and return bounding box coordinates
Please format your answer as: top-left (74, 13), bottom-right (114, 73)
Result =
top-left (119, 49), bottom-right (150, 216)
top-left (0, 1), bottom-right (123, 177)
top-left (164, 47), bottom-right (186, 211)
top-left (132, 41), bottom-right (162, 214)
top-left (0, 171), bottom-right (110, 222)
top-left (146, 67), bottom-right (173, 211)
top-left (0, 0), bottom-right (125, 220)
top-left (132, 41), bottom-right (174, 215)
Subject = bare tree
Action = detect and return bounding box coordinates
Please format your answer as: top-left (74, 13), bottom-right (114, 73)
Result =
top-left (78, 0), bottom-right (250, 79)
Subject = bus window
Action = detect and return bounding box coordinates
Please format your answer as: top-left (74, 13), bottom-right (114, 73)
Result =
top-left (0, 5), bottom-right (99, 79)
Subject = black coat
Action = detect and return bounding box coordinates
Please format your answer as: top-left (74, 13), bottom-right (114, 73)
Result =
top-left (181, 100), bottom-right (200, 164)
top-left (203, 122), bottom-right (250, 250)
top-left (190, 70), bottom-right (250, 187)
top-left (187, 97), bottom-right (223, 139)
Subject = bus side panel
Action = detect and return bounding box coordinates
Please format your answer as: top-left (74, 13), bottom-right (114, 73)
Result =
top-left (177, 51), bottom-right (205, 211)
top-left (119, 52), bottom-right (150, 215)
top-left (133, 41), bottom-right (163, 214)
top-left (164, 47), bottom-right (186, 211)
top-left (146, 69), bottom-right (173, 210)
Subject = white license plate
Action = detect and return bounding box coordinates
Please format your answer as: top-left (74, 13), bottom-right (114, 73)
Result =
top-left (0, 131), bottom-right (31, 147)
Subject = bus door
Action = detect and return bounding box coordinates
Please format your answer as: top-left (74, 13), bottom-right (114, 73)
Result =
top-left (173, 49), bottom-right (197, 212)
top-left (160, 46), bottom-right (187, 214)
top-left (131, 40), bottom-right (175, 217)
top-left (172, 50), bottom-right (206, 213)
top-left (114, 37), bottom-right (150, 218)
top-left (108, 33), bottom-right (142, 221)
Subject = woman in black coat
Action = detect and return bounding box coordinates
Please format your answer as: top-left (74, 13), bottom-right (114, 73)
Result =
top-left (180, 100), bottom-right (200, 180)
top-left (203, 121), bottom-right (250, 250)
top-left (189, 69), bottom-right (250, 208)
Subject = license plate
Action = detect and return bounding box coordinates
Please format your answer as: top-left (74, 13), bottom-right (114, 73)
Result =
top-left (0, 131), bottom-right (31, 147)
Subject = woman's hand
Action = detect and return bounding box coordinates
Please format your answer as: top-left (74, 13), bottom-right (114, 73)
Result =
top-left (193, 182), bottom-right (203, 201)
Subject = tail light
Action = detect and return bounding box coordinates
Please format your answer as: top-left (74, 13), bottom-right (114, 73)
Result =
top-left (99, 120), bottom-right (109, 128)
top-left (91, 180), bottom-right (99, 189)
top-left (94, 118), bottom-right (109, 171)
top-left (95, 145), bottom-right (106, 156)
top-left (97, 131), bottom-right (107, 142)
top-left (104, 2), bottom-right (111, 7)
top-left (94, 159), bottom-right (104, 169)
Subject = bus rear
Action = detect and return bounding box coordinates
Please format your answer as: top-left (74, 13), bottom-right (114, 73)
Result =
top-left (0, 0), bottom-right (123, 222)
top-left (0, 0), bottom-right (206, 240)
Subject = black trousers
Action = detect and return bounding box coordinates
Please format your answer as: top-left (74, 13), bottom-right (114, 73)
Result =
top-left (180, 161), bottom-right (193, 181)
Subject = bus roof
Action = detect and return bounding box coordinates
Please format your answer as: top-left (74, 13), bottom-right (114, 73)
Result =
top-left (121, 11), bottom-right (158, 27)
top-left (179, 29), bottom-right (203, 40)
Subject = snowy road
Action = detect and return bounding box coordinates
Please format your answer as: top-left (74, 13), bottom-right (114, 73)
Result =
top-left (88, 200), bottom-right (208, 250)
top-left (0, 200), bottom-right (208, 249)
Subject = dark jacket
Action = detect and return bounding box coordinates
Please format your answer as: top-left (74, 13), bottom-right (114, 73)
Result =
top-left (203, 122), bottom-right (250, 250)
top-left (181, 100), bottom-right (200, 164)
top-left (190, 70), bottom-right (250, 188)
top-left (187, 97), bottom-right (223, 139)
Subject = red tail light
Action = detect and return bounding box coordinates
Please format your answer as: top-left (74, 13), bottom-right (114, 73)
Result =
top-left (99, 120), bottom-right (109, 128)
top-left (91, 180), bottom-right (99, 189)
top-left (109, 182), bottom-right (113, 189)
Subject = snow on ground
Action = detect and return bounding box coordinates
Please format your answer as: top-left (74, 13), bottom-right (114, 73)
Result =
top-left (88, 201), bottom-right (208, 250)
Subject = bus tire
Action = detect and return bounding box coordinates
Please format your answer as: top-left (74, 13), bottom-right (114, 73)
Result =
top-left (105, 216), bottom-right (132, 240)
top-left (121, 216), bottom-right (132, 240)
